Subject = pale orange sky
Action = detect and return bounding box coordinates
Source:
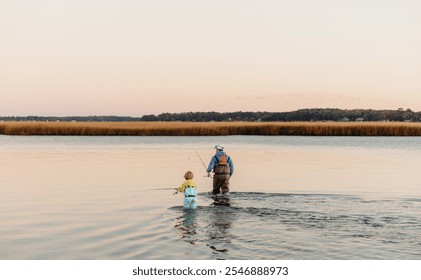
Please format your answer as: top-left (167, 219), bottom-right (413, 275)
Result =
top-left (1, 0), bottom-right (420, 116)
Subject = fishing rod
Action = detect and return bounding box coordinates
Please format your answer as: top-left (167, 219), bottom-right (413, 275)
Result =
top-left (194, 147), bottom-right (211, 178)
top-left (143, 187), bottom-right (178, 195)
top-left (194, 148), bottom-right (207, 171)
top-left (144, 187), bottom-right (178, 191)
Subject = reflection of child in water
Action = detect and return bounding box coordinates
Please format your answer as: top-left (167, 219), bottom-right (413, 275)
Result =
top-left (174, 171), bottom-right (198, 209)
top-left (174, 210), bottom-right (198, 245)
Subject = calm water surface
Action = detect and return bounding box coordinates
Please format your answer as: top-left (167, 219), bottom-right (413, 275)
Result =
top-left (1, 135), bottom-right (421, 259)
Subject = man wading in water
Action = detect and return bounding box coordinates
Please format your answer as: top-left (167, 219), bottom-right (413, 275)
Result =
top-left (207, 145), bottom-right (234, 194)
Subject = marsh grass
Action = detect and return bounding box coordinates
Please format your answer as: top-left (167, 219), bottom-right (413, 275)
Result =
top-left (1, 121), bottom-right (421, 136)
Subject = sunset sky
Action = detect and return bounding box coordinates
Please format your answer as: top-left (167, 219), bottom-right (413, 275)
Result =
top-left (1, 0), bottom-right (420, 116)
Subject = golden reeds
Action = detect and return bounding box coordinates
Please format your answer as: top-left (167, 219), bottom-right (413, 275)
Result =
top-left (1, 121), bottom-right (421, 136)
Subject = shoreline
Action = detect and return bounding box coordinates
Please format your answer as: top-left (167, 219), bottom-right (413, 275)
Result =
top-left (1, 121), bottom-right (421, 136)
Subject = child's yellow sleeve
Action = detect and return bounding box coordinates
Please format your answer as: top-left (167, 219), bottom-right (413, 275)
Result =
top-left (177, 182), bottom-right (187, 192)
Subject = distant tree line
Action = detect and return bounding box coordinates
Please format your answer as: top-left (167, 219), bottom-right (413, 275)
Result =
top-left (0, 116), bottom-right (139, 122)
top-left (135, 108), bottom-right (421, 122)
top-left (1, 108), bottom-right (420, 122)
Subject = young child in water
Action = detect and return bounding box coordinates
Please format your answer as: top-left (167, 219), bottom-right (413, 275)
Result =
top-left (174, 171), bottom-right (198, 209)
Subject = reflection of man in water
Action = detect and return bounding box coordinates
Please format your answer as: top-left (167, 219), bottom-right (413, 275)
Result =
top-left (207, 145), bottom-right (234, 194)
top-left (211, 194), bottom-right (231, 207)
